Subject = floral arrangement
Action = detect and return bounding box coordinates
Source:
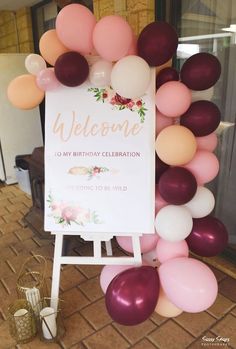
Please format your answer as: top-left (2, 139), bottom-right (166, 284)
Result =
top-left (68, 165), bottom-right (109, 180)
top-left (88, 87), bottom-right (147, 123)
top-left (47, 194), bottom-right (101, 226)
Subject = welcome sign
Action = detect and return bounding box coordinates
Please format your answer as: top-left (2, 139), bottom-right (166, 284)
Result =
top-left (44, 71), bottom-right (156, 234)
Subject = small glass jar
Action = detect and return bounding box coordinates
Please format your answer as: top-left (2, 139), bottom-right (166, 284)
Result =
top-left (8, 299), bottom-right (37, 344)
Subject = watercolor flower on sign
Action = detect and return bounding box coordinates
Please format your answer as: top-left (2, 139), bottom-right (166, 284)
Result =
top-left (68, 166), bottom-right (109, 180)
top-left (47, 193), bottom-right (101, 227)
top-left (88, 86), bottom-right (147, 123)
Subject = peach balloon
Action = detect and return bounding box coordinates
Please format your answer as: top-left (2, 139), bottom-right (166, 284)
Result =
top-left (155, 125), bottom-right (197, 166)
top-left (196, 133), bottom-right (218, 152)
top-left (39, 29), bottom-right (70, 66)
top-left (184, 150), bottom-right (219, 184)
top-left (155, 188), bottom-right (168, 214)
top-left (156, 109), bottom-right (173, 136)
top-left (155, 81), bottom-right (191, 117)
top-left (7, 74), bottom-right (45, 110)
top-left (155, 287), bottom-right (183, 318)
top-left (156, 238), bottom-right (189, 264)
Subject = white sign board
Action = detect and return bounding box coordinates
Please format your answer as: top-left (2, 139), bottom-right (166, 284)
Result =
top-left (45, 72), bottom-right (155, 234)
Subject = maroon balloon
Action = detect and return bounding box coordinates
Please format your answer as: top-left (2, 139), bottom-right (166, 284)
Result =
top-left (55, 51), bottom-right (89, 87)
top-left (137, 22), bottom-right (178, 66)
top-left (105, 266), bottom-right (159, 326)
top-left (156, 155), bottom-right (169, 183)
top-left (158, 167), bottom-right (197, 205)
top-left (180, 52), bottom-right (221, 90)
top-left (186, 216), bottom-right (228, 257)
top-left (156, 67), bottom-right (179, 89)
top-left (180, 101), bottom-right (221, 137)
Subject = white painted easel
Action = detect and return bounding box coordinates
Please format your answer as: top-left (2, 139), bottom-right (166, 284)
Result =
top-left (50, 231), bottom-right (142, 307)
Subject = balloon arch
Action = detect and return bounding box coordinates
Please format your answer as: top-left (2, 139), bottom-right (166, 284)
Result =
top-left (8, 4), bottom-right (228, 325)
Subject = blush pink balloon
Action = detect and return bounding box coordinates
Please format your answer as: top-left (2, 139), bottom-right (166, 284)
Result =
top-left (184, 150), bottom-right (219, 184)
top-left (196, 133), bottom-right (218, 152)
top-left (127, 32), bottom-right (137, 55)
top-left (156, 238), bottom-right (189, 263)
top-left (156, 109), bottom-right (173, 136)
top-left (155, 81), bottom-right (192, 117)
top-left (100, 265), bottom-right (132, 293)
top-left (155, 188), bottom-right (168, 214)
top-left (93, 15), bottom-right (132, 62)
top-left (36, 68), bottom-right (60, 91)
top-left (116, 234), bottom-right (159, 254)
top-left (159, 257), bottom-right (218, 312)
top-left (142, 247), bottom-right (160, 268)
top-left (56, 4), bottom-right (96, 54)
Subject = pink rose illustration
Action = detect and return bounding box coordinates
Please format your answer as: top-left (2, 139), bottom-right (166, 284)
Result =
top-left (61, 206), bottom-right (78, 223)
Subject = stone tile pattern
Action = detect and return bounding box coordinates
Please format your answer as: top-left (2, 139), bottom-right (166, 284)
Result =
top-left (0, 185), bottom-right (235, 349)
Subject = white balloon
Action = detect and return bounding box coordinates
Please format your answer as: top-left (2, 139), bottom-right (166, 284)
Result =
top-left (184, 186), bottom-right (215, 218)
top-left (155, 205), bottom-right (193, 242)
top-left (25, 54), bottom-right (47, 75)
top-left (89, 59), bottom-right (113, 87)
top-left (191, 87), bottom-right (214, 102)
top-left (111, 55), bottom-right (151, 99)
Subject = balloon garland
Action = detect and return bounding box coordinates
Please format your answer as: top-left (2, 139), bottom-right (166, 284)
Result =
top-left (7, 3), bottom-right (228, 325)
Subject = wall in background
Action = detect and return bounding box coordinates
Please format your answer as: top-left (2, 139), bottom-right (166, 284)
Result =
top-left (0, 7), bottom-right (34, 53)
top-left (93, 0), bottom-right (155, 34)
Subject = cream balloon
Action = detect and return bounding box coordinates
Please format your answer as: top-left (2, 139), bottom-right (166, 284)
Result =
top-left (89, 59), bottom-right (113, 87)
top-left (111, 55), bottom-right (151, 99)
top-left (184, 186), bottom-right (215, 218)
top-left (155, 287), bottom-right (183, 318)
top-left (155, 205), bottom-right (193, 242)
top-left (191, 86), bottom-right (214, 102)
top-left (25, 54), bottom-right (46, 75)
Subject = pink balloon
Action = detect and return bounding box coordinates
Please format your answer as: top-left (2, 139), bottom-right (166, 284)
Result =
top-left (127, 32), bottom-right (137, 55)
top-left (155, 81), bottom-right (192, 117)
top-left (116, 234), bottom-right (159, 254)
top-left (36, 68), bottom-right (60, 91)
top-left (196, 133), bottom-right (218, 152)
top-left (142, 247), bottom-right (160, 268)
top-left (156, 109), bottom-right (173, 136)
top-left (100, 265), bottom-right (132, 293)
top-left (93, 15), bottom-right (132, 62)
top-left (155, 188), bottom-right (168, 214)
top-left (159, 257), bottom-right (218, 312)
top-left (184, 150), bottom-right (219, 184)
top-left (156, 238), bottom-right (189, 263)
top-left (56, 4), bottom-right (96, 54)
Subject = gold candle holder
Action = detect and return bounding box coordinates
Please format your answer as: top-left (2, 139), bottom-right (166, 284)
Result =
top-left (8, 299), bottom-right (37, 344)
top-left (34, 298), bottom-right (65, 343)
top-left (16, 255), bottom-right (48, 307)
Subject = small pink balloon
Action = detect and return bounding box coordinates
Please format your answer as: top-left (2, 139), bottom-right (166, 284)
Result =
top-left (56, 4), bottom-right (96, 54)
top-left (196, 133), bottom-right (218, 152)
top-left (127, 32), bottom-right (137, 55)
top-left (156, 109), bottom-right (173, 136)
top-left (142, 245), bottom-right (160, 268)
top-left (155, 188), bottom-right (168, 214)
top-left (93, 15), bottom-right (132, 62)
top-left (36, 68), bottom-right (60, 91)
top-left (159, 257), bottom-right (218, 312)
top-left (184, 150), bottom-right (219, 184)
top-left (156, 238), bottom-right (189, 263)
top-left (116, 234), bottom-right (159, 254)
top-left (155, 81), bottom-right (191, 117)
top-left (100, 265), bottom-right (132, 293)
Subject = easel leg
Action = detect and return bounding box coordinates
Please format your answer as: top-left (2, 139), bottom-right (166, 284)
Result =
top-left (51, 233), bottom-right (63, 310)
top-left (132, 235), bottom-right (142, 265)
top-left (105, 240), bottom-right (113, 256)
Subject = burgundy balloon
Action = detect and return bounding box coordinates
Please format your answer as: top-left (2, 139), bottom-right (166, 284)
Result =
top-left (156, 154), bottom-right (169, 183)
top-left (180, 101), bottom-right (221, 137)
top-left (180, 53), bottom-right (221, 90)
top-left (105, 266), bottom-right (160, 326)
top-left (54, 51), bottom-right (89, 87)
top-left (158, 167), bottom-right (197, 205)
top-left (186, 216), bottom-right (228, 257)
top-left (137, 22), bottom-right (178, 66)
top-left (156, 67), bottom-right (179, 89)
